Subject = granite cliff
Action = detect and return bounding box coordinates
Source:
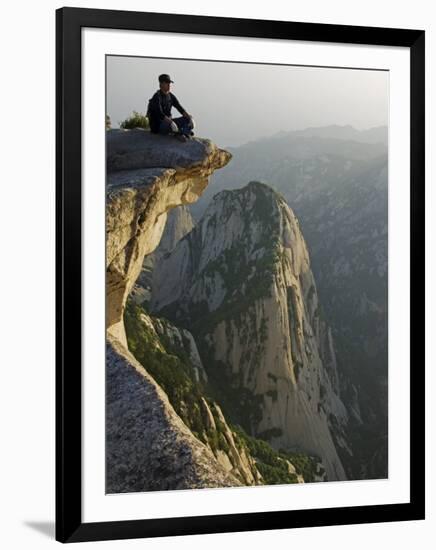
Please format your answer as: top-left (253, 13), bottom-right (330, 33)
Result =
top-left (150, 182), bottom-right (351, 481)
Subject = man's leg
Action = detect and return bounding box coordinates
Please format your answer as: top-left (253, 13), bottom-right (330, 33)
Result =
top-left (172, 115), bottom-right (193, 136)
top-left (158, 118), bottom-right (173, 135)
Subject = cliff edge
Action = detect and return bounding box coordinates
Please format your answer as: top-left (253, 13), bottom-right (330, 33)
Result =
top-left (105, 129), bottom-right (238, 492)
top-left (106, 129), bottom-right (232, 345)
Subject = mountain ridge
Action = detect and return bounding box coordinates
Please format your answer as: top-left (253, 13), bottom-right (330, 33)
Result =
top-left (224, 124), bottom-right (388, 150)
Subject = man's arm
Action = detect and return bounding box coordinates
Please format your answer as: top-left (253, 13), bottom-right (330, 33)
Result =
top-left (171, 93), bottom-right (190, 118)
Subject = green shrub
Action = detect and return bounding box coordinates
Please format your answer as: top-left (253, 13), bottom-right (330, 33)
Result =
top-left (124, 300), bottom-right (204, 432)
top-left (278, 448), bottom-right (322, 482)
top-left (120, 110), bottom-right (150, 130)
top-left (230, 424), bottom-right (299, 485)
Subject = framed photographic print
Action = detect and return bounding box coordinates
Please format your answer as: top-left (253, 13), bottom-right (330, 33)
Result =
top-left (56, 6), bottom-right (425, 543)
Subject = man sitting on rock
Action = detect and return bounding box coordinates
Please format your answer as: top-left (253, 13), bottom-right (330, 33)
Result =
top-left (147, 74), bottom-right (195, 142)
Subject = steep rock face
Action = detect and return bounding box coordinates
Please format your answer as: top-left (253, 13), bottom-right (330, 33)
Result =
top-left (148, 314), bottom-right (208, 385)
top-left (198, 396), bottom-right (262, 484)
top-left (106, 129), bottom-right (231, 345)
top-left (153, 204), bottom-right (195, 252)
top-left (151, 181), bottom-right (350, 481)
top-left (131, 205), bottom-right (195, 306)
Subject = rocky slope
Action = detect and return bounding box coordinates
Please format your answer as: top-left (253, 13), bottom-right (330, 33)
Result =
top-left (150, 181), bottom-right (351, 481)
top-left (106, 333), bottom-right (243, 492)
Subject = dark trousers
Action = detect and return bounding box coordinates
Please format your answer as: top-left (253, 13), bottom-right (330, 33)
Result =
top-left (158, 115), bottom-right (193, 136)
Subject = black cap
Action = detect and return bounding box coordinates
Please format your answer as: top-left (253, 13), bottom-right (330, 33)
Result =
top-left (159, 73), bottom-right (174, 83)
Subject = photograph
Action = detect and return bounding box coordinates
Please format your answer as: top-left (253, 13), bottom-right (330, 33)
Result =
top-left (105, 55), bottom-right (389, 493)
top-left (0, 0), bottom-right (430, 546)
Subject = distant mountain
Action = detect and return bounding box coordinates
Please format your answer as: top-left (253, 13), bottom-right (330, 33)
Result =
top-left (274, 124), bottom-right (388, 145)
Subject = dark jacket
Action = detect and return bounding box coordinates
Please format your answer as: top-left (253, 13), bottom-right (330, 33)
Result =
top-left (146, 90), bottom-right (186, 133)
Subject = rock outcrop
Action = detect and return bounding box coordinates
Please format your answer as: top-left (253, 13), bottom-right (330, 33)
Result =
top-left (106, 129), bottom-right (231, 345)
top-left (148, 313), bottom-right (208, 385)
top-left (106, 129), bottom-right (234, 491)
top-left (150, 181), bottom-right (350, 481)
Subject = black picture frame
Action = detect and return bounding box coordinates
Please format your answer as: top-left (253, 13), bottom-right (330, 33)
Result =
top-left (56, 6), bottom-right (425, 543)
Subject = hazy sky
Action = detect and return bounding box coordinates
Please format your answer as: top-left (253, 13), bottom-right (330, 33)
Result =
top-left (106, 55), bottom-right (388, 148)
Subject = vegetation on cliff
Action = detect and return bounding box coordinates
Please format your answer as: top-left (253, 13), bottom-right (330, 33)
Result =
top-left (124, 298), bottom-right (322, 486)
